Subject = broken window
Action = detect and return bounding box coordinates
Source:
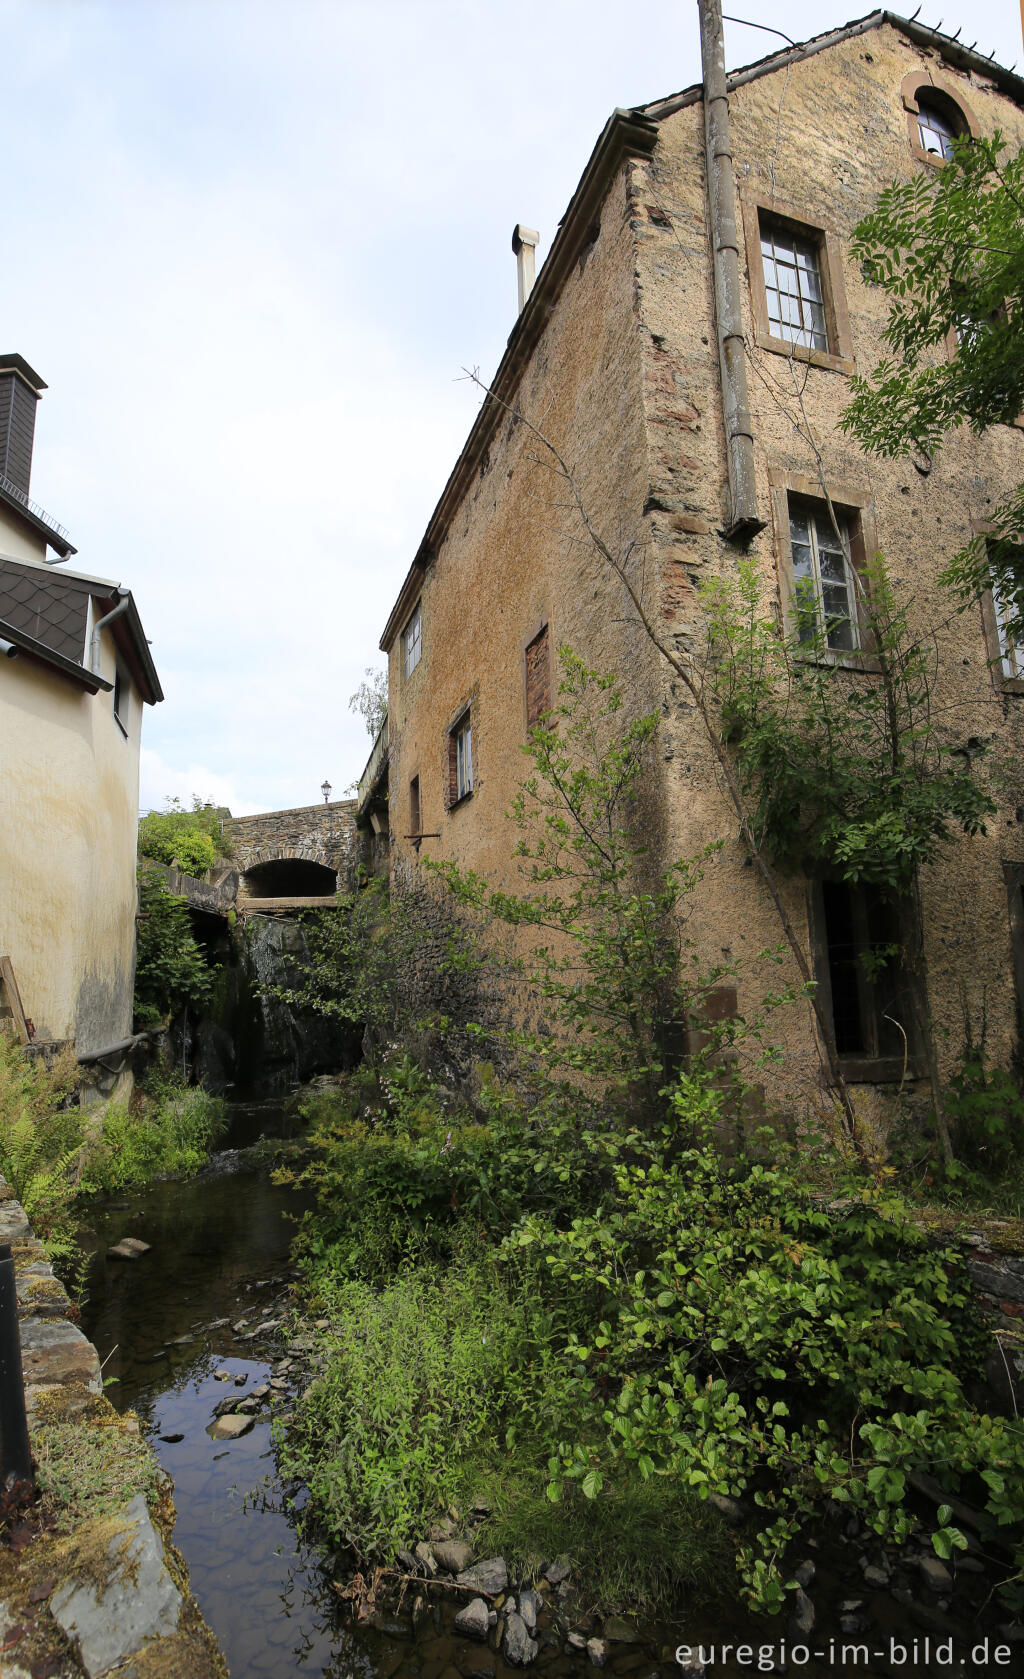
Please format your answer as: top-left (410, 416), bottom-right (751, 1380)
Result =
top-left (788, 498), bottom-right (861, 653)
top-left (524, 623), bottom-right (551, 731)
top-left (402, 600), bottom-right (422, 678)
top-left (448, 711), bottom-right (473, 806)
top-left (760, 224), bottom-right (828, 353)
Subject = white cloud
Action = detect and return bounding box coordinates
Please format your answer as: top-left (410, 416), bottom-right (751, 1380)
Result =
top-left (138, 750), bottom-right (263, 819)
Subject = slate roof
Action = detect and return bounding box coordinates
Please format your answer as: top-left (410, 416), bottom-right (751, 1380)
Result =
top-left (0, 554), bottom-right (162, 703)
top-left (0, 562), bottom-right (90, 664)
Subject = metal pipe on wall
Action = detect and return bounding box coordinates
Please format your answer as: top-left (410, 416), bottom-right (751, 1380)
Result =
top-left (698, 0), bottom-right (764, 541)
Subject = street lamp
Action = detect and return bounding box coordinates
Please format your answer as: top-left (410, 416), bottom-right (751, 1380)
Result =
top-left (321, 779), bottom-right (332, 805)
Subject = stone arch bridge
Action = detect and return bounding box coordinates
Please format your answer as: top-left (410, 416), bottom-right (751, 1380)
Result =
top-left (224, 800), bottom-right (360, 911)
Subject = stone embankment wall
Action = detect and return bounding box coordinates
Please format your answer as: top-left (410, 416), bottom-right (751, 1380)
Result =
top-left (0, 1181), bottom-right (224, 1679)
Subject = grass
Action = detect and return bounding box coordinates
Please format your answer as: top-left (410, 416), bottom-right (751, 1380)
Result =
top-left (31, 1395), bottom-right (162, 1534)
top-left (462, 1467), bottom-right (735, 1619)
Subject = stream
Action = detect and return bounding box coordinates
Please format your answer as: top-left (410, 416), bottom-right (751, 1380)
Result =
top-left (74, 1101), bottom-right (1014, 1679)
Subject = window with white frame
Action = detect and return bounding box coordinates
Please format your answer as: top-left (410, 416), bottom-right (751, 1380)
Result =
top-left (402, 600), bottom-right (422, 678)
top-left (760, 225), bottom-right (828, 352)
top-left (454, 714), bottom-right (473, 801)
top-left (916, 96), bottom-right (958, 161)
top-left (789, 499), bottom-right (860, 653)
top-left (992, 574), bottom-right (1023, 680)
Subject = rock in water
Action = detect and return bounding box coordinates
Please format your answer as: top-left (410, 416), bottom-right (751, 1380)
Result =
top-left (454, 1598), bottom-right (491, 1641)
top-left (504, 1612), bottom-right (538, 1666)
top-left (457, 1558), bottom-right (508, 1595)
top-left (518, 1588), bottom-right (541, 1631)
top-left (586, 1638), bottom-right (608, 1667)
top-left (106, 1238), bottom-right (151, 1261)
top-left (790, 1588), bottom-right (815, 1637)
top-left (210, 1413), bottom-right (254, 1440)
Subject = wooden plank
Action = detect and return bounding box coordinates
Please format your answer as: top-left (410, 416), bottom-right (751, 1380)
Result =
top-left (0, 957), bottom-right (32, 1043)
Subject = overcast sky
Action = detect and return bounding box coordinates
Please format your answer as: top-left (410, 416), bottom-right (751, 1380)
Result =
top-left (5, 0), bottom-right (1020, 816)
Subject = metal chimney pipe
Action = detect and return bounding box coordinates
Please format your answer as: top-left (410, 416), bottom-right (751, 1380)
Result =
top-left (698, 0), bottom-right (763, 541)
top-left (512, 225), bottom-right (540, 315)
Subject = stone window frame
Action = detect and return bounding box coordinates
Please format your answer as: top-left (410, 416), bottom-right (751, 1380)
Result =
top-left (522, 617), bottom-right (552, 734)
top-left (741, 194), bottom-right (855, 376)
top-left (900, 70), bottom-right (979, 169)
top-left (402, 598), bottom-right (422, 681)
top-left (445, 705), bottom-right (474, 811)
top-left (768, 468), bottom-right (879, 671)
top-left (805, 877), bottom-right (925, 1085)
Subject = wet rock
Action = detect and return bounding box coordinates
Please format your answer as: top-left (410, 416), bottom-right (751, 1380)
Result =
top-left (158, 1432), bottom-right (184, 1444)
top-left (891, 1586), bottom-right (914, 1608)
top-left (214, 1369), bottom-right (232, 1381)
top-left (211, 1413), bottom-right (253, 1440)
top-left (213, 1395), bottom-right (243, 1417)
top-left (862, 1565), bottom-right (889, 1588)
top-left (207, 1317), bottom-right (230, 1330)
top-left (234, 1373), bottom-right (248, 1387)
top-left (433, 1540), bottom-right (474, 1575)
top-left (167, 1334), bottom-right (192, 1346)
top-left (455, 1597), bottom-right (491, 1640)
top-left (586, 1638), bottom-right (608, 1667)
top-left (567, 1632), bottom-right (588, 1652)
top-left (505, 1611), bottom-right (539, 1666)
top-left (544, 1560), bottom-right (571, 1586)
top-left (918, 1557), bottom-right (953, 1593)
top-left (675, 1652), bottom-right (706, 1677)
top-left (231, 1319), bottom-right (249, 1332)
top-left (793, 1560), bottom-right (815, 1588)
top-left (270, 1377), bottom-right (289, 1390)
top-left (602, 1617), bottom-right (640, 1644)
top-left (458, 1558), bottom-right (508, 1595)
top-left (107, 1238), bottom-right (152, 1261)
top-left (789, 1588), bottom-right (815, 1638)
top-left (519, 1588), bottom-right (542, 1631)
top-left (415, 1541), bottom-right (437, 1577)
top-left (396, 1549), bottom-right (418, 1574)
top-left (50, 1494), bottom-right (181, 1675)
top-left (252, 1384), bottom-right (270, 1399)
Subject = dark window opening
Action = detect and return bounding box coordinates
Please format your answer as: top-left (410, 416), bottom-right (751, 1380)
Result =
top-left (243, 858), bottom-right (337, 897)
top-left (113, 666), bottom-right (128, 736)
top-left (525, 623), bottom-right (551, 730)
top-left (409, 775), bottom-right (421, 836)
top-left (820, 881), bottom-right (912, 1069)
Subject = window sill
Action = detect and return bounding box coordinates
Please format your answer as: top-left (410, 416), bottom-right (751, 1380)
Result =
top-left (836, 1055), bottom-right (924, 1085)
top-left (752, 327), bottom-right (854, 377)
top-left (449, 789), bottom-right (474, 812)
top-left (996, 676), bottom-right (1024, 696)
top-left (793, 648), bottom-right (881, 675)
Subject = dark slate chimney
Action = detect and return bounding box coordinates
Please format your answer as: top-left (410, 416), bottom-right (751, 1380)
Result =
top-left (0, 355), bottom-right (47, 499)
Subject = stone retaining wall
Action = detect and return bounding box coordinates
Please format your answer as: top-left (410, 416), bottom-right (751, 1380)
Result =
top-left (0, 1181), bottom-right (225, 1679)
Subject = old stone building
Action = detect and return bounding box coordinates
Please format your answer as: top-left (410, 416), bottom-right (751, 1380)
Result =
top-left (371, 11), bottom-right (1024, 1125)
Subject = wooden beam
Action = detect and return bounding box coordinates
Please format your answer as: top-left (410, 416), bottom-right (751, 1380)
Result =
top-left (0, 958), bottom-right (32, 1043)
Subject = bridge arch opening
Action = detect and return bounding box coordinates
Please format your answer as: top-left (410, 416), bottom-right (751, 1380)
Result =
top-left (243, 858), bottom-right (338, 898)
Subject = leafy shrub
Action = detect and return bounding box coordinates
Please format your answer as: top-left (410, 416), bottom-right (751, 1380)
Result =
top-left (134, 866), bottom-right (213, 1029)
top-left (137, 796), bottom-right (230, 873)
top-left (81, 1075), bottom-right (226, 1195)
top-left (525, 1074), bottom-right (1024, 1612)
top-left (0, 1034), bottom-right (82, 1260)
top-left (278, 1253), bottom-right (580, 1559)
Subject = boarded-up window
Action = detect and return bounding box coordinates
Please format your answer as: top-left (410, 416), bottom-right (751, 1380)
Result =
top-left (525, 624), bottom-right (550, 730)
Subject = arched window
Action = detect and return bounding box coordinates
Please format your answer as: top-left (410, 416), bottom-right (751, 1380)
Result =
top-left (901, 72), bottom-right (979, 165)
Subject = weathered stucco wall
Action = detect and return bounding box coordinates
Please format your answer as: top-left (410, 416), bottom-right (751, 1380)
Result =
top-left (0, 621), bottom-right (141, 1053)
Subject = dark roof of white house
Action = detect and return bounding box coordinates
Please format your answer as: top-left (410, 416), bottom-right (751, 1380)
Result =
top-left (0, 554), bottom-right (162, 703)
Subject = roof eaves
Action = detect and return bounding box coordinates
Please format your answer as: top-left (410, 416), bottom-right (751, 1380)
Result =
top-left (0, 481), bottom-right (76, 559)
top-left (379, 106), bottom-right (659, 653)
top-left (0, 616), bottom-right (112, 692)
top-left (639, 10), bottom-right (1024, 118)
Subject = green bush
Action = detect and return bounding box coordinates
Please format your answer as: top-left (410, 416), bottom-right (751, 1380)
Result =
top-left (134, 866), bottom-right (213, 1029)
top-left (0, 1034), bottom-right (82, 1261)
top-left (81, 1075), bottom-right (227, 1196)
top-left (278, 1252), bottom-right (581, 1559)
top-left (137, 796), bottom-right (229, 873)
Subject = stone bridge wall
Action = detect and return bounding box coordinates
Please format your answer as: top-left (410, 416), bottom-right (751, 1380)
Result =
top-left (225, 800), bottom-right (362, 890)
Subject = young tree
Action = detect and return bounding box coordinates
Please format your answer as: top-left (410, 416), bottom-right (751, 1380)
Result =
top-left (348, 667), bottom-right (388, 740)
top-left (840, 134), bottom-right (1024, 641)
